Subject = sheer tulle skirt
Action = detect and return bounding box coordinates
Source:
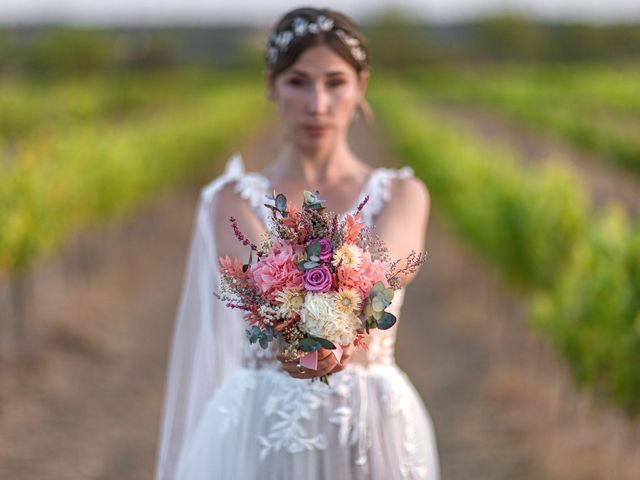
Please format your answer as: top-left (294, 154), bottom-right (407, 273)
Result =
top-left (175, 363), bottom-right (440, 480)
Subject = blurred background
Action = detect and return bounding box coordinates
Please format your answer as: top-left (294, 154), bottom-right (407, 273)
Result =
top-left (1, 1), bottom-right (640, 479)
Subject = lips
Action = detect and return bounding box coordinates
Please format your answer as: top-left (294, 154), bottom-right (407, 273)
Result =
top-left (302, 124), bottom-right (330, 135)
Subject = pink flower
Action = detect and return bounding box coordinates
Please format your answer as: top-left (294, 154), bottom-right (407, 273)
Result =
top-left (305, 238), bottom-right (333, 262)
top-left (303, 265), bottom-right (333, 292)
top-left (336, 250), bottom-right (387, 301)
top-left (315, 238), bottom-right (333, 262)
top-left (249, 242), bottom-right (304, 299)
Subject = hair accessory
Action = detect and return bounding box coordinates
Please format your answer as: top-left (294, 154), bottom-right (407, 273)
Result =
top-left (265, 14), bottom-right (367, 67)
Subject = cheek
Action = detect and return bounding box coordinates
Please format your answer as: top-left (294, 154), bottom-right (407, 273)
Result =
top-left (278, 86), bottom-right (305, 113)
top-left (331, 89), bottom-right (358, 118)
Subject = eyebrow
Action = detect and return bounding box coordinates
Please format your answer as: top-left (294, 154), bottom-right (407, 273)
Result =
top-left (288, 69), bottom-right (347, 77)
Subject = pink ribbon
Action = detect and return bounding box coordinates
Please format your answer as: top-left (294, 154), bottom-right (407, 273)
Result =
top-left (299, 343), bottom-right (344, 370)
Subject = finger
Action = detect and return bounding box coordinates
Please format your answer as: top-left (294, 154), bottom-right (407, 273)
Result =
top-left (316, 356), bottom-right (338, 371)
top-left (275, 352), bottom-right (291, 363)
top-left (316, 349), bottom-right (333, 361)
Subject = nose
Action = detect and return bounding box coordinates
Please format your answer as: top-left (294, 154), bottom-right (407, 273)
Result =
top-left (306, 82), bottom-right (329, 115)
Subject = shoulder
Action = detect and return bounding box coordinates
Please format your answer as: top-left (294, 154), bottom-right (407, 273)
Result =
top-left (385, 170), bottom-right (430, 219)
top-left (393, 174), bottom-right (430, 207)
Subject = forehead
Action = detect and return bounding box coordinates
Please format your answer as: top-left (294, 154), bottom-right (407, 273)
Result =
top-left (284, 45), bottom-right (354, 77)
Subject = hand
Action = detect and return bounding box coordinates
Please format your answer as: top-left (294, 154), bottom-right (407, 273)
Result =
top-left (276, 348), bottom-right (339, 380)
top-left (331, 342), bottom-right (355, 373)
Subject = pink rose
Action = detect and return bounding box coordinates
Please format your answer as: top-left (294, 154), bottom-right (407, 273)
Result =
top-left (306, 238), bottom-right (333, 262)
top-left (303, 265), bottom-right (333, 292)
top-left (318, 238), bottom-right (333, 261)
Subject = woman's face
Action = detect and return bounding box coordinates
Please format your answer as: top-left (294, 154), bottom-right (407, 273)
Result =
top-left (266, 44), bottom-right (369, 152)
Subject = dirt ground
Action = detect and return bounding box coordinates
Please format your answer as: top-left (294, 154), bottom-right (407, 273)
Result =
top-left (1, 118), bottom-right (639, 479)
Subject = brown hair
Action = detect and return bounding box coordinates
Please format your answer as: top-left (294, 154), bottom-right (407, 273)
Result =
top-left (264, 7), bottom-right (373, 124)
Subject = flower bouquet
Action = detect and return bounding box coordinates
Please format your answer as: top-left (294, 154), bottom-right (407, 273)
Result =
top-left (216, 189), bottom-right (427, 385)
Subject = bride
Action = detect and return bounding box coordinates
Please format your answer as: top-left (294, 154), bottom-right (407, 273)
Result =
top-left (154, 7), bottom-right (440, 480)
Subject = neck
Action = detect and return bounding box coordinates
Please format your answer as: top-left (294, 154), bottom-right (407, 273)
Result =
top-left (270, 138), bottom-right (366, 189)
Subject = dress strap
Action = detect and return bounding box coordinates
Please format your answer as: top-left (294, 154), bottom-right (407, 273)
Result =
top-left (202, 152), bottom-right (271, 227)
top-left (359, 165), bottom-right (415, 226)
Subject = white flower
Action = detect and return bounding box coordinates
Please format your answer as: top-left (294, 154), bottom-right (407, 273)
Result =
top-left (258, 304), bottom-right (281, 326)
top-left (300, 292), bottom-right (361, 345)
top-left (317, 15), bottom-right (335, 31)
top-left (292, 17), bottom-right (309, 36)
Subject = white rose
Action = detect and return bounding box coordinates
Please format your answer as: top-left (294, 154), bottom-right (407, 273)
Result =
top-left (300, 292), bottom-right (361, 345)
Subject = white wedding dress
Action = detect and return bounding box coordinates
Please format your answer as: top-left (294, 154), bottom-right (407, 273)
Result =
top-left (154, 152), bottom-right (440, 480)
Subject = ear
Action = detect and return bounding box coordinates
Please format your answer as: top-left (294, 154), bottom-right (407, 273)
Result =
top-left (264, 70), bottom-right (277, 102)
top-left (356, 70), bottom-right (369, 103)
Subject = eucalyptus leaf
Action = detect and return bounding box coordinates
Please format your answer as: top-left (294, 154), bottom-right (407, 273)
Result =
top-left (384, 288), bottom-right (394, 302)
top-left (310, 336), bottom-right (335, 349)
top-left (377, 291), bottom-right (391, 308)
top-left (303, 261), bottom-right (320, 270)
top-left (364, 301), bottom-right (373, 319)
top-left (370, 281), bottom-right (385, 295)
top-left (366, 317), bottom-right (377, 330)
top-left (275, 193), bottom-right (287, 212)
top-left (372, 296), bottom-right (385, 312)
top-left (307, 241), bottom-right (321, 257)
top-left (259, 336), bottom-right (269, 349)
top-left (377, 311), bottom-right (397, 330)
top-left (298, 337), bottom-right (322, 352)
top-left (246, 325), bottom-right (262, 343)
top-left (264, 327), bottom-right (274, 340)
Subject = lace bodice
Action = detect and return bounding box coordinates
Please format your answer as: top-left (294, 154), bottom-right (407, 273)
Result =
top-left (220, 152), bottom-right (415, 370)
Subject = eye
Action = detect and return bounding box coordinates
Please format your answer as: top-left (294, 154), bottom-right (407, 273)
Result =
top-left (287, 78), bottom-right (305, 87)
top-left (327, 79), bottom-right (345, 88)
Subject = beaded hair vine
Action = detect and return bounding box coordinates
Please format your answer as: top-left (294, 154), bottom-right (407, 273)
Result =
top-left (264, 14), bottom-right (367, 67)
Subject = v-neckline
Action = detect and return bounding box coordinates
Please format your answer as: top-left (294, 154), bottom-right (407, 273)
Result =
top-left (251, 166), bottom-right (382, 219)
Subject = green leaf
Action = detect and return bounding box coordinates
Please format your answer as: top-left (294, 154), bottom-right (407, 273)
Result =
top-left (363, 300), bottom-right (373, 319)
top-left (309, 335), bottom-right (335, 349)
top-left (372, 295), bottom-right (385, 312)
top-left (370, 281), bottom-right (385, 295)
top-left (246, 325), bottom-right (262, 343)
top-left (298, 337), bottom-right (322, 352)
top-left (275, 193), bottom-right (287, 212)
top-left (377, 311), bottom-right (397, 330)
top-left (366, 317), bottom-right (377, 330)
top-left (383, 288), bottom-right (394, 302)
top-left (307, 241), bottom-right (321, 257)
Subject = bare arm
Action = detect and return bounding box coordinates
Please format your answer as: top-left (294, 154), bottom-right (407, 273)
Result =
top-left (370, 175), bottom-right (431, 288)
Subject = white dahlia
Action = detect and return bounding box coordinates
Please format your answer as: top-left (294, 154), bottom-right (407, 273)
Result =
top-left (300, 292), bottom-right (361, 345)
